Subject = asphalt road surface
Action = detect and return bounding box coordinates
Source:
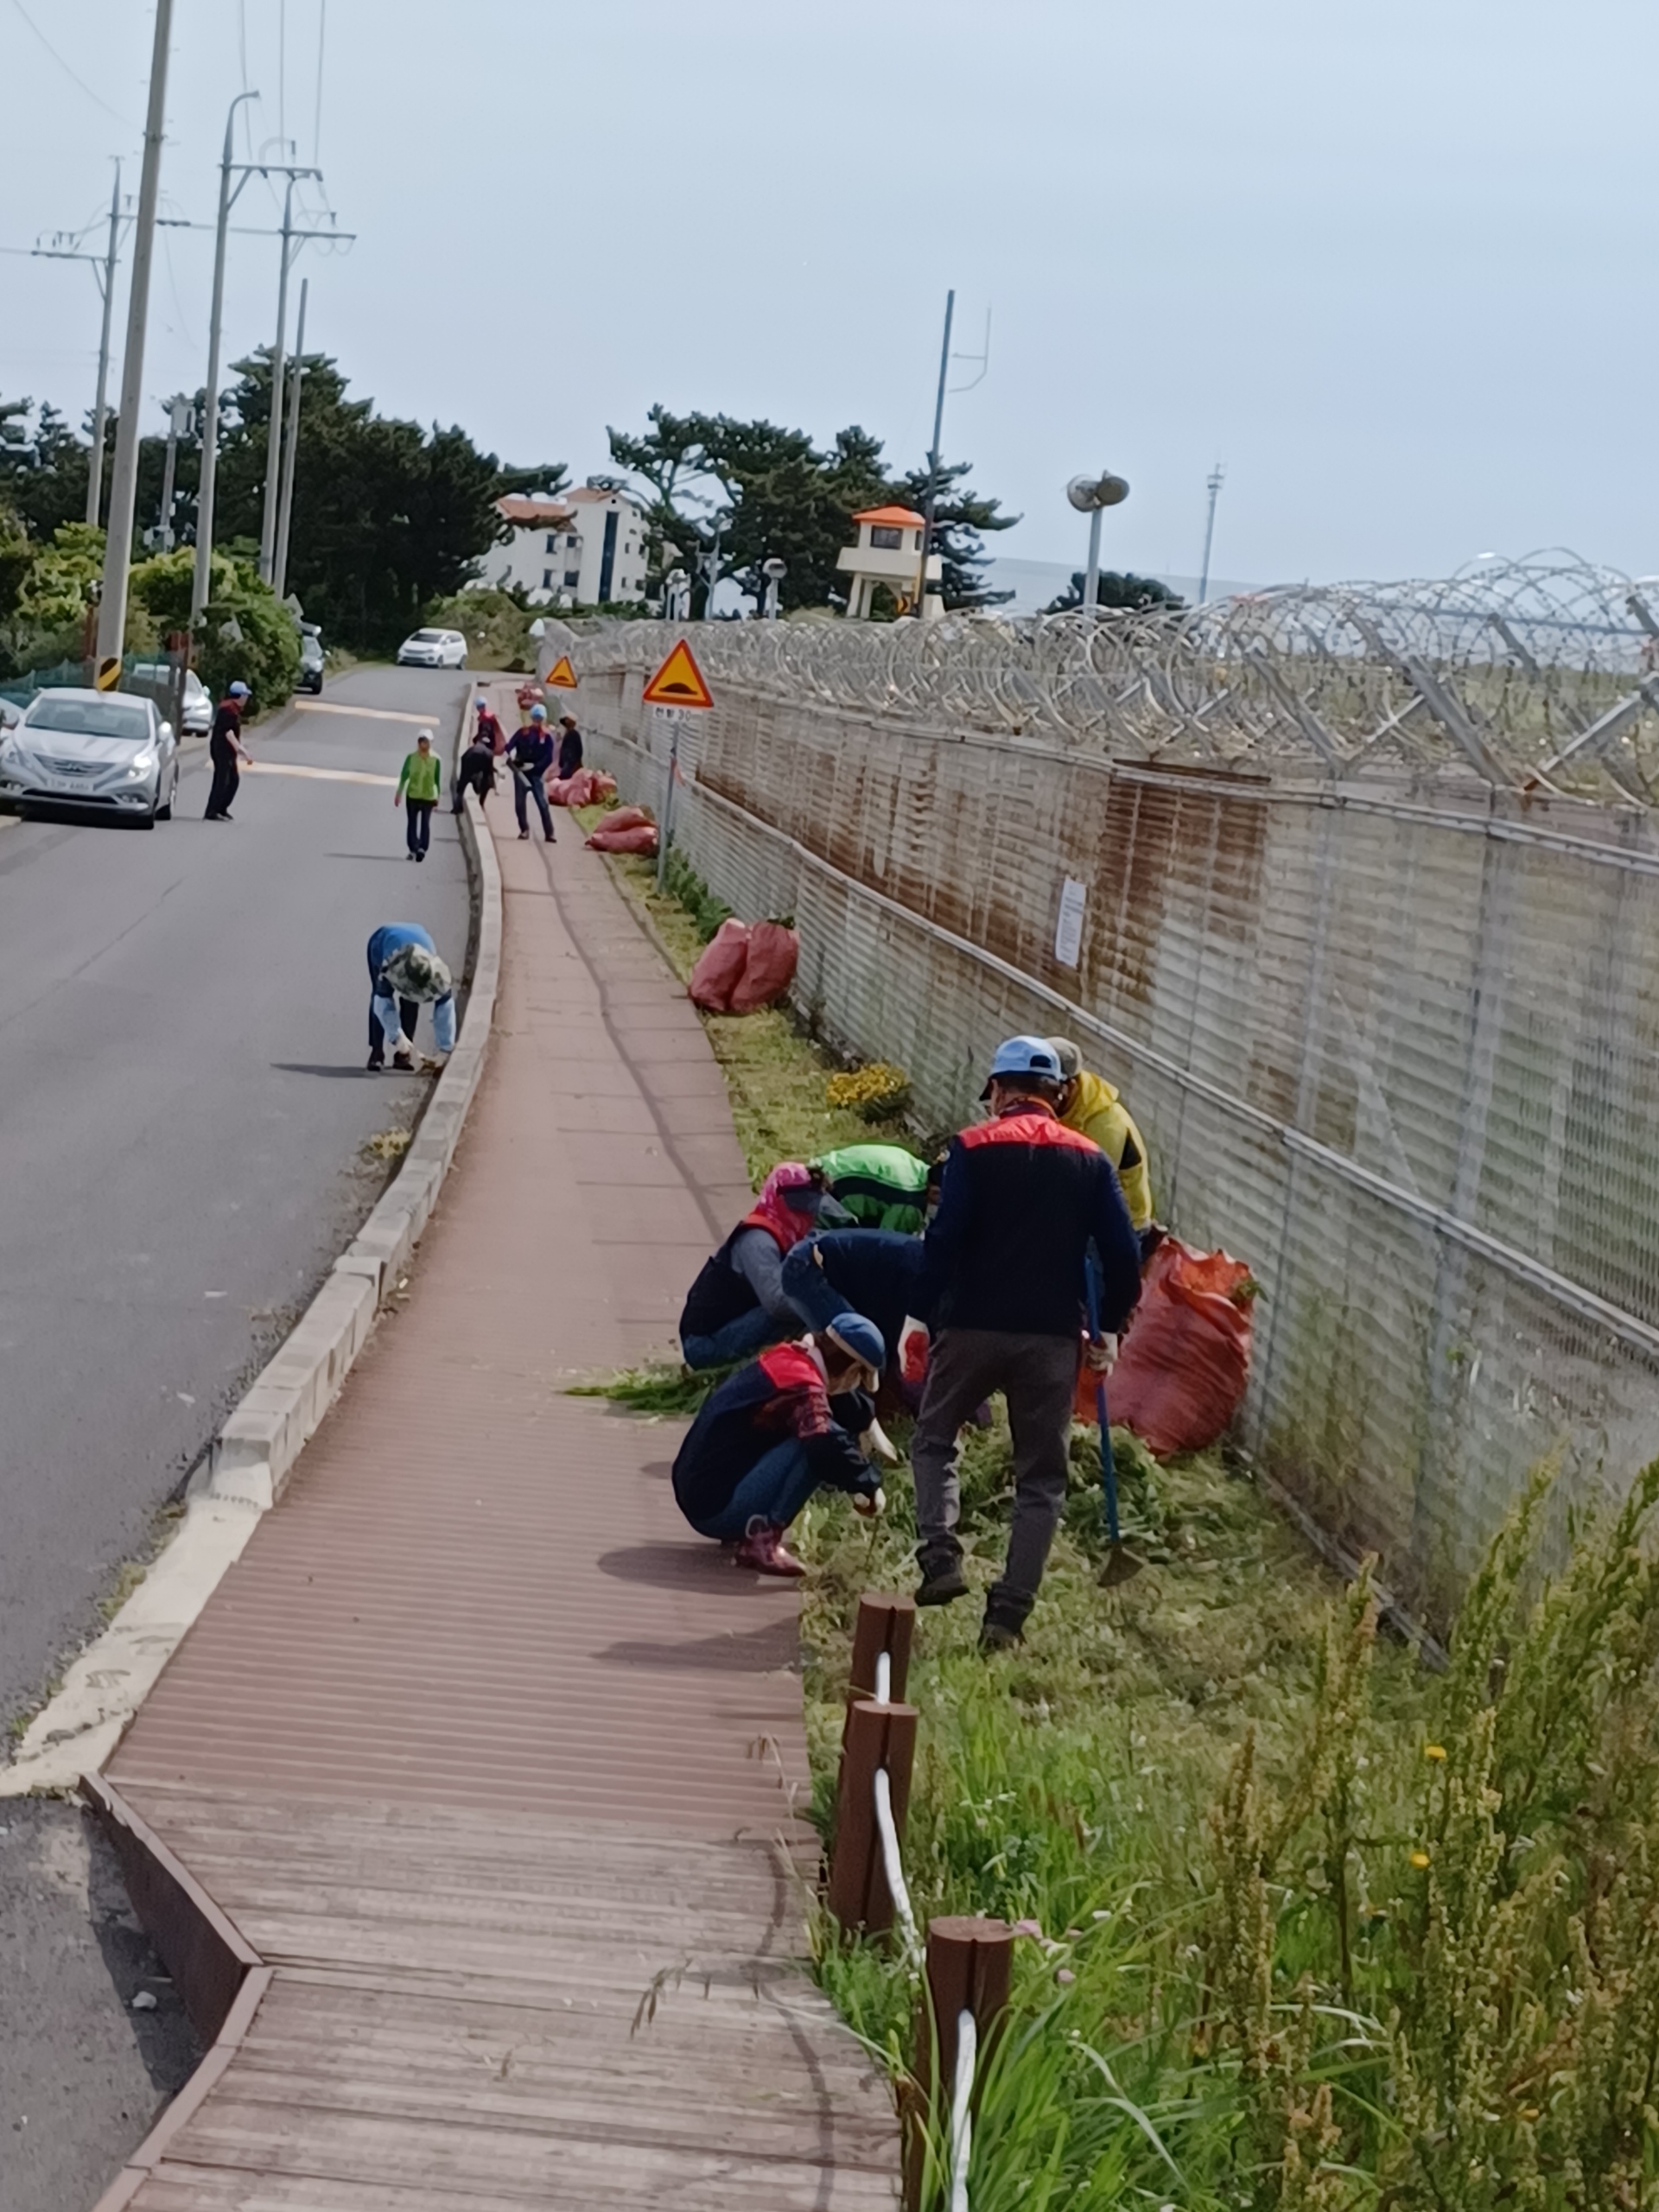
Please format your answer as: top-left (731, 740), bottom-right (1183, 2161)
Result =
top-left (0, 663), bottom-right (476, 2209)
top-left (0, 662), bottom-right (474, 1726)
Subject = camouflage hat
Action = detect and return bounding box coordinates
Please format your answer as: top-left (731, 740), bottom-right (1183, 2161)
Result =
top-left (382, 943), bottom-right (451, 1001)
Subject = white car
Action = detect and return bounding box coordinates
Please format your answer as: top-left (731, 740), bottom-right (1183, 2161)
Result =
top-left (0, 686), bottom-right (180, 827)
top-left (128, 661), bottom-right (212, 735)
top-left (397, 628), bottom-right (467, 670)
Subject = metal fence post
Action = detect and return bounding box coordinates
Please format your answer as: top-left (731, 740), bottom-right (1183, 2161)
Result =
top-left (827, 1697), bottom-right (918, 1936)
top-left (905, 1916), bottom-right (1014, 2212)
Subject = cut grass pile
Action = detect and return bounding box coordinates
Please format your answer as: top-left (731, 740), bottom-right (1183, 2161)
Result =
top-left (587, 827), bottom-right (1659, 2210)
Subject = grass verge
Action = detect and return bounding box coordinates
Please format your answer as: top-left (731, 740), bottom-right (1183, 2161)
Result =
top-left (585, 824), bottom-right (1659, 2211)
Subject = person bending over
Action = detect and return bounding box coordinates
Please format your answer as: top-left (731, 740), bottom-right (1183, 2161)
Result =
top-left (365, 924), bottom-right (456, 1071)
top-left (679, 1162), bottom-right (833, 1370)
top-left (671, 1314), bottom-right (887, 1577)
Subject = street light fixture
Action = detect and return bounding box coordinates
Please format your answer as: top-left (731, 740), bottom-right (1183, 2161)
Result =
top-left (760, 556), bottom-right (786, 621)
top-left (1065, 469), bottom-right (1130, 617)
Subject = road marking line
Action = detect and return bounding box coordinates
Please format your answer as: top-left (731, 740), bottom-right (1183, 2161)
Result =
top-left (290, 702), bottom-right (438, 725)
top-left (244, 762), bottom-right (398, 787)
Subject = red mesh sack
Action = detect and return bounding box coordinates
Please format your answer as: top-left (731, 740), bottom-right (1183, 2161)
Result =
top-left (587, 821), bottom-right (658, 855)
top-left (1097, 1239), bottom-right (1255, 1457)
top-left (589, 772), bottom-right (617, 800)
top-left (545, 774), bottom-right (583, 808)
top-left (599, 805), bottom-right (652, 833)
top-left (687, 918), bottom-right (752, 1010)
top-left (727, 920), bottom-right (798, 1013)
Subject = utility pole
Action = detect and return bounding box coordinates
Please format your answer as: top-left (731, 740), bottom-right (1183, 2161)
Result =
top-left (86, 164), bottom-right (121, 526)
top-left (95, 0), bottom-right (173, 680)
top-left (155, 395), bottom-right (190, 550)
top-left (1198, 461), bottom-right (1225, 604)
top-left (915, 289), bottom-right (954, 617)
top-left (193, 91), bottom-right (260, 629)
top-left (258, 179), bottom-right (297, 583)
top-left (272, 276), bottom-right (307, 599)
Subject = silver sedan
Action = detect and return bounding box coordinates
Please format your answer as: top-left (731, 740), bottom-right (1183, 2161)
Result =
top-left (0, 687), bottom-right (181, 826)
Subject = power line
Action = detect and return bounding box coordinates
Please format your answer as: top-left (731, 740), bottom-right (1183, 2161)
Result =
top-left (10, 0), bottom-right (131, 126)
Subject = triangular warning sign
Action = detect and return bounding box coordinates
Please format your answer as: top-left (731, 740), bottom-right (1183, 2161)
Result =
top-left (545, 654), bottom-right (578, 690)
top-left (641, 638), bottom-right (714, 710)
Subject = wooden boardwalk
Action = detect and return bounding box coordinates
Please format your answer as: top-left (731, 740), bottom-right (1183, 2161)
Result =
top-left (96, 769), bottom-right (899, 2208)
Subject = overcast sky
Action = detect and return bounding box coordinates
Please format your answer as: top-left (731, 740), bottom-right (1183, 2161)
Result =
top-left (3, 0), bottom-right (1654, 588)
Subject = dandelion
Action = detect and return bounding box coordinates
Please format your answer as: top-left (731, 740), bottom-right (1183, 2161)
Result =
top-left (1410, 1850), bottom-right (1431, 1868)
top-left (1424, 1743), bottom-right (1447, 1761)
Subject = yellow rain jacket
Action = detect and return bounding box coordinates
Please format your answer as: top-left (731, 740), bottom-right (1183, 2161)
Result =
top-left (1060, 1071), bottom-right (1154, 1231)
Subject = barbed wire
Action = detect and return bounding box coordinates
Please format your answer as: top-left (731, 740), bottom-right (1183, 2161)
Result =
top-left (563, 552), bottom-right (1659, 804)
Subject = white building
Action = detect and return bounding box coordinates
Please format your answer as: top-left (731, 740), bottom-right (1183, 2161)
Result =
top-left (480, 480), bottom-right (651, 608)
top-left (836, 504), bottom-right (943, 620)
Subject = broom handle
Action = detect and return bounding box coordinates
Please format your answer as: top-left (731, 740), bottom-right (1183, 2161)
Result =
top-left (1085, 1266), bottom-right (1122, 1546)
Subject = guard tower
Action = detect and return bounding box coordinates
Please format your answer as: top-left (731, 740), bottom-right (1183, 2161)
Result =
top-left (836, 505), bottom-right (943, 620)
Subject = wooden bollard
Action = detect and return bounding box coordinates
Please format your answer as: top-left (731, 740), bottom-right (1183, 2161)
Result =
top-left (826, 1696), bottom-right (918, 1936)
top-left (905, 1916), bottom-right (1014, 2211)
top-left (848, 1591), bottom-right (915, 1708)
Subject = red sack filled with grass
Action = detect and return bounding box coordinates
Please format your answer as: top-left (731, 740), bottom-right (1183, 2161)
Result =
top-left (688, 918), bottom-right (752, 1010)
top-left (727, 919), bottom-right (798, 1013)
top-left (1097, 1238), bottom-right (1255, 1457)
top-left (589, 772), bottom-right (617, 800)
top-left (546, 773), bottom-right (587, 808)
top-left (599, 805), bottom-right (652, 834)
top-left (587, 821), bottom-right (658, 855)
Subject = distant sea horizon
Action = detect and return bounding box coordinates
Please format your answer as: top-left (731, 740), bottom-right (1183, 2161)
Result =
top-left (982, 553), bottom-right (1266, 615)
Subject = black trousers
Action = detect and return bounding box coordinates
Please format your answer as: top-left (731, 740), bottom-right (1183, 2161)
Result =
top-left (205, 749), bottom-right (239, 817)
top-left (367, 996), bottom-right (419, 1064)
top-left (405, 798), bottom-right (434, 855)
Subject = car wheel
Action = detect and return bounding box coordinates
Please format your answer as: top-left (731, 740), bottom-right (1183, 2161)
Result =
top-left (156, 765), bottom-right (176, 821)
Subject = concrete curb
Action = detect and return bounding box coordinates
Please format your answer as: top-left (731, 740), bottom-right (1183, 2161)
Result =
top-left (1, 701), bottom-right (502, 1797)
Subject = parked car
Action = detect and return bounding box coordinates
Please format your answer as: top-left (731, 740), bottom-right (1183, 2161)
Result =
top-left (0, 687), bottom-right (180, 827)
top-left (128, 662), bottom-right (213, 736)
top-left (397, 627), bottom-right (467, 670)
top-left (296, 624), bottom-right (325, 695)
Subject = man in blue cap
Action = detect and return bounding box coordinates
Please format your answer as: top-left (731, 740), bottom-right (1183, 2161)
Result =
top-left (671, 1313), bottom-right (887, 1577)
top-left (505, 703), bottom-right (556, 842)
top-left (204, 678), bottom-right (252, 820)
top-left (912, 1035), bottom-right (1141, 1649)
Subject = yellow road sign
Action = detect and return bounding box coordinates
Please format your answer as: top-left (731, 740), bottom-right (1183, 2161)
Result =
top-left (641, 638), bottom-right (714, 710)
top-left (545, 654), bottom-right (578, 690)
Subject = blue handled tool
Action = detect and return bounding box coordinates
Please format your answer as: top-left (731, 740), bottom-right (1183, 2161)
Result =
top-left (1086, 1267), bottom-right (1143, 1587)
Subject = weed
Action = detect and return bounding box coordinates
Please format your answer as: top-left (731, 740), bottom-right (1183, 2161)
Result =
top-left (97, 1559), bottom-right (148, 1622)
top-left (363, 1127), bottom-right (412, 1162)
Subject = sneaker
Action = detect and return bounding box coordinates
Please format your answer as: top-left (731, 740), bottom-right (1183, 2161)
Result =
top-left (734, 1522), bottom-right (806, 1579)
top-left (365, 1054), bottom-right (384, 1071)
top-left (544, 833), bottom-right (556, 844)
top-left (415, 849), bottom-right (425, 862)
top-left (391, 1050), bottom-right (415, 1071)
top-left (518, 830), bottom-right (530, 841)
top-left (978, 1618), bottom-right (1023, 1655)
top-left (915, 1563), bottom-right (969, 1607)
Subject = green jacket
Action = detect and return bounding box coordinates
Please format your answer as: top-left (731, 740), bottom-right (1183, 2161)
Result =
top-left (397, 748), bottom-right (442, 802)
top-left (811, 1143), bottom-right (931, 1233)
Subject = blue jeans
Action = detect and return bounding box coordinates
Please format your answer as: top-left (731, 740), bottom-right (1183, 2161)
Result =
top-left (513, 771), bottom-right (553, 837)
top-left (689, 1440), bottom-right (821, 1541)
top-left (681, 1305), bottom-right (787, 1371)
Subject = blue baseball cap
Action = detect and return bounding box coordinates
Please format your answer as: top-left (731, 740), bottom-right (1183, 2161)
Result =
top-left (529, 703), bottom-right (547, 720)
top-left (979, 1034), bottom-right (1063, 1098)
top-left (227, 680), bottom-right (250, 697)
top-left (824, 1311), bottom-right (885, 1384)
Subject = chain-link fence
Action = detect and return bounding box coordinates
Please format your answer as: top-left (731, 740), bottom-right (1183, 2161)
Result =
top-left (562, 559), bottom-right (1659, 1623)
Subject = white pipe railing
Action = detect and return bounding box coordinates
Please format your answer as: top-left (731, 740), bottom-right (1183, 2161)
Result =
top-left (872, 1764), bottom-right (919, 1963)
top-left (949, 2006), bottom-right (977, 2212)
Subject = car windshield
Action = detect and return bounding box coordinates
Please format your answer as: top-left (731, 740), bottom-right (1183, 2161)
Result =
top-left (411, 631), bottom-right (442, 643)
top-left (26, 696), bottom-right (149, 742)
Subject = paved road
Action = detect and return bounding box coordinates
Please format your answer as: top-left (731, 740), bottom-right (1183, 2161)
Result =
top-left (0, 663), bottom-right (472, 1727)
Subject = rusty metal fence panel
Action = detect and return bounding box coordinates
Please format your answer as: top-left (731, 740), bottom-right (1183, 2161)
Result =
top-left (570, 621), bottom-right (1659, 1622)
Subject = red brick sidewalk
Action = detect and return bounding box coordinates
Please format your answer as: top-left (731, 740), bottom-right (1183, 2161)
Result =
top-left (96, 780), bottom-right (898, 2206)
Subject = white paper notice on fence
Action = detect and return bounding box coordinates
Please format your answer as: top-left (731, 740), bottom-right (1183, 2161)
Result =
top-left (1054, 877), bottom-right (1087, 968)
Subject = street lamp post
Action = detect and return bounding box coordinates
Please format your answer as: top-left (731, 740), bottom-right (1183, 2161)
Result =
top-left (760, 556), bottom-right (785, 620)
top-left (1065, 469), bottom-right (1131, 615)
top-left (1198, 461), bottom-right (1225, 604)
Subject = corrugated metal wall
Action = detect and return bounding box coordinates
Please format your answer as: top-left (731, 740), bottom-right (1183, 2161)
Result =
top-left (580, 665), bottom-right (1659, 1621)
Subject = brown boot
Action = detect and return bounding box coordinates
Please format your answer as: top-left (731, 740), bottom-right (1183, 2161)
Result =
top-left (734, 1520), bottom-right (805, 1579)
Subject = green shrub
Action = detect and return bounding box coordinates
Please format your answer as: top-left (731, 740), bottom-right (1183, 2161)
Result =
top-left (130, 546), bottom-right (300, 714)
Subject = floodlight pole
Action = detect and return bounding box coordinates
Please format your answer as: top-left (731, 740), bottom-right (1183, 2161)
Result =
top-left (1198, 461), bottom-right (1225, 604)
top-left (916, 288), bottom-right (954, 614)
top-left (1082, 508), bottom-right (1104, 616)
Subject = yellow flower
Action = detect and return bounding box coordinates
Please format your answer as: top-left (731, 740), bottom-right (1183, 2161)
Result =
top-left (1519, 2107), bottom-right (1540, 2122)
top-left (1409, 1850), bottom-right (1431, 1869)
top-left (1424, 1744), bottom-right (1447, 1761)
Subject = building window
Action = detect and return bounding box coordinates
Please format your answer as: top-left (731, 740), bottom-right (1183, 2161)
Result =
top-left (870, 525), bottom-right (902, 550)
top-left (543, 569), bottom-right (554, 589)
top-left (545, 533), bottom-right (557, 553)
top-left (563, 570), bottom-right (581, 588)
